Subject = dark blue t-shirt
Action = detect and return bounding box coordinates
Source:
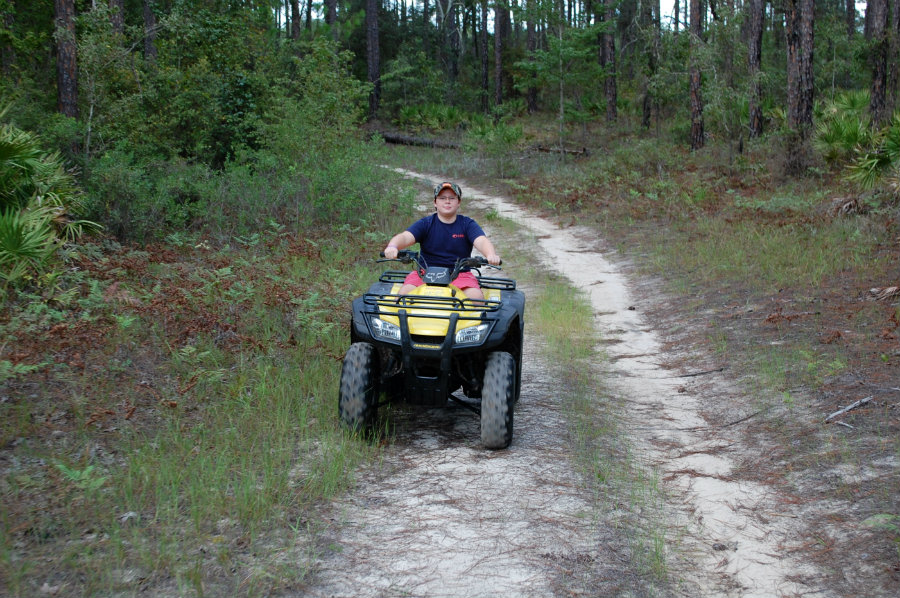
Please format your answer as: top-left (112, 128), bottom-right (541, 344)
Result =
top-left (407, 213), bottom-right (486, 269)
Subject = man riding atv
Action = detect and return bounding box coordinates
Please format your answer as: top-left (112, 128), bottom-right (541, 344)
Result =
top-left (383, 181), bottom-right (501, 301)
top-left (340, 181), bottom-right (524, 449)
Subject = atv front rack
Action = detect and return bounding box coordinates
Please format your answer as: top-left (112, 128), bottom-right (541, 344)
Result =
top-left (360, 289), bottom-right (505, 406)
top-left (363, 292), bottom-right (501, 314)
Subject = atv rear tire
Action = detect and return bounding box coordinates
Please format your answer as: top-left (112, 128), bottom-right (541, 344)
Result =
top-left (481, 351), bottom-right (515, 449)
top-left (339, 342), bottom-right (379, 432)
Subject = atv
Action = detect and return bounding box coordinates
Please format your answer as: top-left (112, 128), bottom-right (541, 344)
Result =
top-left (339, 250), bottom-right (525, 449)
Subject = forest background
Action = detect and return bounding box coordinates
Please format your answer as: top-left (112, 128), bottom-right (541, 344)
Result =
top-left (1, 0), bottom-right (899, 596)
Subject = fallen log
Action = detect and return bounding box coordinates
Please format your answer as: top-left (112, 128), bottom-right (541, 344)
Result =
top-left (532, 145), bottom-right (590, 157)
top-left (377, 131), bottom-right (461, 149)
top-left (376, 130), bottom-right (590, 157)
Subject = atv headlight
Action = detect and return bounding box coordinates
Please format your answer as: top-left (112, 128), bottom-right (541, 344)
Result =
top-left (455, 323), bottom-right (490, 345)
top-left (370, 317), bottom-right (401, 341)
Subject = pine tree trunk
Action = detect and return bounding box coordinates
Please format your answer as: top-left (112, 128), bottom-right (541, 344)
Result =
top-left (748, 0), bottom-right (764, 137)
top-left (867, 0), bottom-right (889, 126)
top-left (325, 0), bottom-right (337, 25)
top-left (689, 0), bottom-right (704, 149)
top-left (366, 0), bottom-right (381, 117)
top-left (526, 0), bottom-right (537, 113)
top-left (846, 0), bottom-right (855, 38)
top-left (887, 0), bottom-right (900, 114)
top-left (640, 0), bottom-right (657, 128)
top-left (109, 0), bottom-right (124, 35)
top-left (786, 0), bottom-right (814, 133)
top-left (143, 0), bottom-right (158, 64)
top-left (291, 0), bottom-right (301, 39)
top-left (494, 4), bottom-right (507, 108)
top-left (54, 0), bottom-right (78, 118)
top-left (599, 0), bottom-right (617, 122)
top-left (448, 0), bottom-right (459, 82)
top-left (480, 0), bottom-right (489, 113)
top-left (785, 0), bottom-right (815, 173)
top-left (2, 8), bottom-right (15, 79)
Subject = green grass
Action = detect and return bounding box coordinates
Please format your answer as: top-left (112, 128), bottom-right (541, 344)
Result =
top-left (645, 217), bottom-right (885, 291)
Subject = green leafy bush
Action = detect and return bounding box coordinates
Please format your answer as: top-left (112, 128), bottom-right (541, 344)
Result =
top-left (395, 103), bottom-right (470, 133)
top-left (0, 112), bottom-right (97, 290)
top-left (0, 208), bottom-right (56, 287)
top-left (464, 120), bottom-right (524, 177)
top-left (814, 91), bottom-right (873, 164)
top-left (846, 114), bottom-right (900, 189)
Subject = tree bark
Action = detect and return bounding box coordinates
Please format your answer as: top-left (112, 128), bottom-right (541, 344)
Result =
top-left (867, 0), bottom-right (889, 126)
top-left (2, 7), bottom-right (15, 79)
top-left (54, 0), bottom-right (78, 118)
top-left (526, 0), bottom-right (537, 112)
top-left (422, 0), bottom-right (429, 55)
top-left (887, 0), bottom-right (900, 114)
top-left (599, 0), bottom-right (617, 122)
top-left (143, 0), bottom-right (158, 65)
top-left (291, 0), bottom-right (301, 39)
top-left (366, 0), bottom-right (381, 117)
top-left (689, 0), bottom-right (704, 149)
top-left (846, 0), bottom-right (855, 38)
top-left (640, 0), bottom-right (658, 128)
top-left (325, 0), bottom-right (337, 25)
top-left (448, 0), bottom-right (460, 82)
top-left (785, 0), bottom-right (814, 133)
top-left (748, 0), bottom-right (764, 137)
top-left (494, 3), bottom-right (508, 107)
top-left (480, 0), bottom-right (489, 113)
top-left (785, 0), bottom-right (815, 173)
top-left (109, 0), bottom-right (124, 35)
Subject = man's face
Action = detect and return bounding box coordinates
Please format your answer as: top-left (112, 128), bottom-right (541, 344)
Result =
top-left (435, 191), bottom-right (460, 217)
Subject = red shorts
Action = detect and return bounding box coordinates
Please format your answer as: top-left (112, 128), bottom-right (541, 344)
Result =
top-left (403, 270), bottom-right (480, 290)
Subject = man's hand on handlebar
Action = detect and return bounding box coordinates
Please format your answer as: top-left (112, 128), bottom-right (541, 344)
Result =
top-left (383, 245), bottom-right (399, 260)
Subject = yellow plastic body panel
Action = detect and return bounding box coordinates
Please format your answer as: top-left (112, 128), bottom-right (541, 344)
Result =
top-left (378, 284), bottom-right (500, 336)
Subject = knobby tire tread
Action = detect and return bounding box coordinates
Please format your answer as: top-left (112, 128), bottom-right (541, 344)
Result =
top-left (339, 342), bottom-right (378, 432)
top-left (481, 351), bottom-right (515, 449)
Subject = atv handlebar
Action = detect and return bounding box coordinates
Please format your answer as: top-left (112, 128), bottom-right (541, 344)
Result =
top-left (379, 249), bottom-right (419, 263)
top-left (378, 251), bottom-right (501, 276)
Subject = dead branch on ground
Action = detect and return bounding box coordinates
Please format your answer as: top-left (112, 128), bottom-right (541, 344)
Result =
top-left (824, 396), bottom-right (873, 423)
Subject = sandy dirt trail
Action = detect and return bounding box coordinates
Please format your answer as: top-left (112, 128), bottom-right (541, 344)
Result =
top-left (304, 172), bottom-right (824, 597)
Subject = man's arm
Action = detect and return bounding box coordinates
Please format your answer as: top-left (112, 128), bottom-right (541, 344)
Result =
top-left (384, 231), bottom-right (416, 259)
top-left (473, 235), bottom-right (501, 265)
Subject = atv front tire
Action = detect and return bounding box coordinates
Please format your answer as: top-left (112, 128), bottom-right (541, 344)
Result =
top-left (481, 351), bottom-right (516, 449)
top-left (339, 342), bottom-right (379, 432)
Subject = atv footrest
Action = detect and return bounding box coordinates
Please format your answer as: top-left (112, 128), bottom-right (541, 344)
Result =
top-left (448, 394), bottom-right (480, 415)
